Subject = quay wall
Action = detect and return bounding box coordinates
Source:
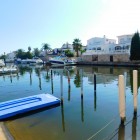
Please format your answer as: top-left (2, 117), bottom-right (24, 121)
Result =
top-left (81, 54), bottom-right (129, 62)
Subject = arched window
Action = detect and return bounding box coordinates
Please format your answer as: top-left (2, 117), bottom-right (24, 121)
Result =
top-left (115, 46), bottom-right (121, 50)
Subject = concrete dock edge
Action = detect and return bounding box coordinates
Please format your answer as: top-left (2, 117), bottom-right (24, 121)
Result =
top-left (0, 122), bottom-right (14, 140)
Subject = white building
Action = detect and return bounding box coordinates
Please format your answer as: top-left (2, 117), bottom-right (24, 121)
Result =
top-left (87, 35), bottom-right (116, 53)
top-left (115, 34), bottom-right (133, 52)
top-left (61, 43), bottom-right (74, 52)
top-left (5, 52), bottom-right (16, 62)
top-left (84, 34), bottom-right (133, 55)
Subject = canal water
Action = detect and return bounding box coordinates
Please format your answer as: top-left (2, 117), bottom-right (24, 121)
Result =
top-left (0, 65), bottom-right (140, 140)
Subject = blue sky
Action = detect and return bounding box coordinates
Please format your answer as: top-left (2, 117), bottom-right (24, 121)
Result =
top-left (0, 0), bottom-right (140, 54)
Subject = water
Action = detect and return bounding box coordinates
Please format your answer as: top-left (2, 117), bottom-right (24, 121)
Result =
top-left (0, 65), bottom-right (140, 140)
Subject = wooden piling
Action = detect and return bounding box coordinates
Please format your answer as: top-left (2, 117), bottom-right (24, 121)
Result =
top-left (94, 74), bottom-right (96, 91)
top-left (61, 72), bottom-right (63, 103)
top-left (81, 69), bottom-right (83, 99)
top-left (118, 75), bottom-right (126, 124)
top-left (133, 70), bottom-right (138, 115)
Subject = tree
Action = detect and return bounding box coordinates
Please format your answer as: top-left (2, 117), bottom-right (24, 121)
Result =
top-left (33, 48), bottom-right (40, 57)
top-left (16, 49), bottom-right (33, 59)
top-left (72, 38), bottom-right (82, 57)
top-left (0, 53), bottom-right (6, 60)
top-left (42, 43), bottom-right (51, 51)
top-left (26, 51), bottom-right (33, 59)
top-left (65, 50), bottom-right (74, 57)
top-left (130, 32), bottom-right (140, 60)
top-left (16, 49), bottom-right (25, 59)
top-left (28, 46), bottom-right (31, 52)
top-left (41, 43), bottom-right (51, 57)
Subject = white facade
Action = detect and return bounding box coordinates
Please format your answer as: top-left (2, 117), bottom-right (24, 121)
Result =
top-left (84, 34), bottom-right (133, 55)
top-left (115, 34), bottom-right (133, 52)
top-left (87, 36), bottom-right (116, 52)
top-left (61, 43), bottom-right (74, 52)
top-left (5, 52), bottom-right (16, 62)
top-left (118, 34), bottom-right (133, 44)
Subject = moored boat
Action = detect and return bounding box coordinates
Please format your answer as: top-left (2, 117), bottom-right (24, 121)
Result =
top-left (0, 65), bottom-right (18, 74)
top-left (0, 59), bottom-right (5, 67)
top-left (49, 56), bottom-right (76, 66)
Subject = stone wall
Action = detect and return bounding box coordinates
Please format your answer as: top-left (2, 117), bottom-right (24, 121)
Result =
top-left (98, 54), bottom-right (110, 62)
top-left (113, 54), bottom-right (129, 62)
top-left (81, 55), bottom-right (98, 61)
top-left (81, 54), bottom-right (130, 62)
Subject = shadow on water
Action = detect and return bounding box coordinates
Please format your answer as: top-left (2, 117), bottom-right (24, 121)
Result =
top-left (1, 103), bottom-right (60, 122)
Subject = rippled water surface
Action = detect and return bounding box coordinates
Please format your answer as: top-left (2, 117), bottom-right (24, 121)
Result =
top-left (0, 65), bottom-right (140, 140)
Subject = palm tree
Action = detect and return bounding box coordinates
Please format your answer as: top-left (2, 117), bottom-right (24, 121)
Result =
top-left (72, 38), bottom-right (82, 57)
top-left (41, 43), bottom-right (51, 57)
top-left (42, 43), bottom-right (51, 52)
top-left (33, 48), bottom-right (40, 57)
top-left (28, 46), bottom-right (31, 52)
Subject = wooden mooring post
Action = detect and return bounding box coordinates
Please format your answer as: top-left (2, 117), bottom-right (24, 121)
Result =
top-left (118, 75), bottom-right (126, 124)
top-left (80, 69), bottom-right (83, 99)
top-left (133, 70), bottom-right (138, 116)
top-left (60, 72), bottom-right (63, 104)
top-left (94, 74), bottom-right (96, 91)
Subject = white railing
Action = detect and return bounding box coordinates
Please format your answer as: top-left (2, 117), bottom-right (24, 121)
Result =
top-left (82, 50), bottom-right (130, 55)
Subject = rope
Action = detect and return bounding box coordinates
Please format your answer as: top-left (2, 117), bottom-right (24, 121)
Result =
top-left (87, 78), bottom-right (140, 140)
top-left (87, 119), bottom-right (115, 140)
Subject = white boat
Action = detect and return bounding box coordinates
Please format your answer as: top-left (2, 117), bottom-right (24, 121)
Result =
top-left (0, 59), bottom-right (5, 67)
top-left (49, 56), bottom-right (76, 66)
top-left (0, 65), bottom-right (18, 74)
top-left (15, 57), bottom-right (43, 65)
top-left (29, 57), bottom-right (43, 65)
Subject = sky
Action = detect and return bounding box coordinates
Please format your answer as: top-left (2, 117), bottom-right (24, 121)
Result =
top-left (0, 0), bottom-right (140, 54)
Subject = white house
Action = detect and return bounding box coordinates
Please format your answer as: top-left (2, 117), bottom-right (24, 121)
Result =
top-left (87, 35), bottom-right (116, 53)
top-left (114, 34), bottom-right (133, 53)
top-left (5, 52), bottom-right (16, 62)
top-left (61, 43), bottom-right (74, 52)
top-left (84, 34), bottom-right (133, 55)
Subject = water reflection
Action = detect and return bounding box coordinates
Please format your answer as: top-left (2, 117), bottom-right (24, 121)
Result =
top-left (67, 70), bottom-right (71, 101)
top-left (132, 114), bottom-right (137, 140)
top-left (80, 69), bottom-right (84, 122)
top-left (60, 72), bottom-right (63, 102)
top-left (29, 69), bottom-right (32, 85)
top-left (1, 65), bottom-right (139, 140)
top-left (74, 69), bottom-right (81, 88)
top-left (61, 102), bottom-right (65, 132)
top-left (51, 70), bottom-right (54, 94)
top-left (10, 73), bottom-right (12, 83)
top-left (35, 68), bottom-right (42, 90)
top-left (94, 91), bottom-right (97, 111)
top-left (118, 123), bottom-right (125, 140)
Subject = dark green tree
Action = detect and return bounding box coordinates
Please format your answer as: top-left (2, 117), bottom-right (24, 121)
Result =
top-left (16, 49), bottom-right (33, 59)
top-left (33, 48), bottom-right (40, 57)
top-left (130, 32), bottom-right (140, 60)
top-left (42, 43), bottom-right (51, 52)
top-left (65, 50), bottom-right (74, 57)
top-left (41, 43), bottom-right (52, 57)
top-left (72, 38), bottom-right (82, 57)
top-left (16, 49), bottom-right (25, 59)
top-left (28, 46), bottom-right (31, 52)
top-left (0, 53), bottom-right (6, 61)
top-left (25, 51), bottom-right (33, 59)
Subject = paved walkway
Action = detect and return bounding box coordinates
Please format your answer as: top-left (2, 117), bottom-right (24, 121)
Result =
top-left (0, 124), bottom-right (7, 140)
